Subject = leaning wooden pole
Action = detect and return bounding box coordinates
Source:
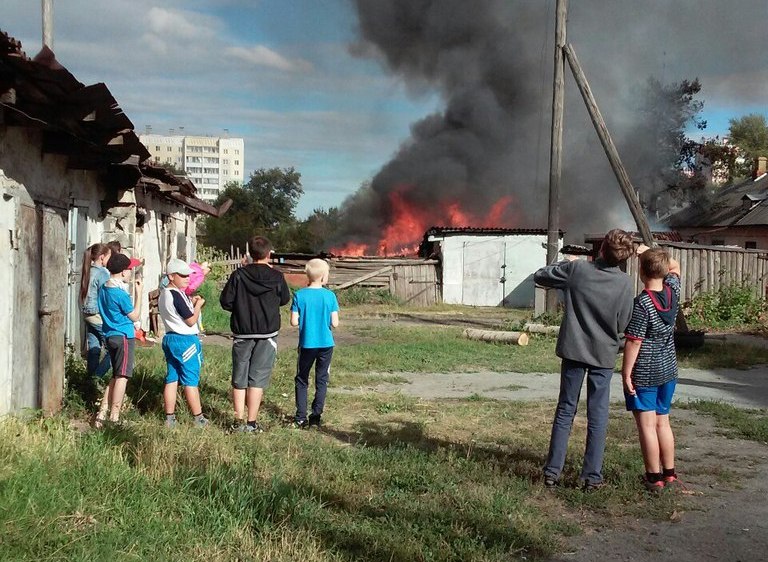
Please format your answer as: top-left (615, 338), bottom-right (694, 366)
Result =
top-left (545, 0), bottom-right (568, 312)
top-left (563, 43), bottom-right (655, 246)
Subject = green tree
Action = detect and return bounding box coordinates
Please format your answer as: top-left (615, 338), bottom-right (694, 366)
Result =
top-left (631, 78), bottom-right (706, 193)
top-left (728, 113), bottom-right (768, 177)
top-left (203, 168), bottom-right (303, 252)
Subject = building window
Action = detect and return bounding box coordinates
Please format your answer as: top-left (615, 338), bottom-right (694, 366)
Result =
top-left (155, 145), bottom-right (160, 151)
top-left (746, 241), bottom-right (758, 249)
top-left (234, 160), bottom-right (239, 165)
top-left (222, 159), bottom-right (228, 164)
top-left (235, 149), bottom-right (240, 155)
top-left (167, 146), bottom-right (172, 151)
top-left (223, 149), bottom-right (228, 154)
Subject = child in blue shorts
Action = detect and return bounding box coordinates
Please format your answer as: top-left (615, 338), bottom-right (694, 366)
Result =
top-left (290, 258), bottom-right (340, 428)
top-left (159, 258), bottom-right (207, 428)
top-left (622, 245), bottom-right (682, 492)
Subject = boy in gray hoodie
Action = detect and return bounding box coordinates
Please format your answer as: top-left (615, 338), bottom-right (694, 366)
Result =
top-left (534, 229), bottom-right (635, 490)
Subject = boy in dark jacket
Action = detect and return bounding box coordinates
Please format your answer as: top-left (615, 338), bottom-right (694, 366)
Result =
top-left (534, 229), bottom-right (635, 491)
top-left (220, 236), bottom-right (291, 433)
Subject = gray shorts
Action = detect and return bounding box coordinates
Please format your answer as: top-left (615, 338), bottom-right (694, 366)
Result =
top-left (106, 335), bottom-right (135, 378)
top-left (231, 337), bottom-right (277, 389)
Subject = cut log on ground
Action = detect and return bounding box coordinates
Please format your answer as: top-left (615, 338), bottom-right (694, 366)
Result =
top-left (463, 328), bottom-right (529, 346)
top-left (524, 323), bottom-right (560, 336)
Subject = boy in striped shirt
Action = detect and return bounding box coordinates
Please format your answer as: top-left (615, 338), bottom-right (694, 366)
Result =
top-left (159, 258), bottom-right (207, 428)
top-left (622, 245), bottom-right (682, 492)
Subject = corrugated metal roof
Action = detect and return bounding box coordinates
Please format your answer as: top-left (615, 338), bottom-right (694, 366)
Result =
top-left (424, 226), bottom-right (562, 237)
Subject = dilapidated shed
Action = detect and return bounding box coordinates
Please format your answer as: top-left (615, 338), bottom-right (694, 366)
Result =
top-left (0, 31), bottom-right (224, 416)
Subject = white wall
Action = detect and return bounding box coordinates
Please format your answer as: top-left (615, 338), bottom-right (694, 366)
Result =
top-left (438, 234), bottom-right (554, 308)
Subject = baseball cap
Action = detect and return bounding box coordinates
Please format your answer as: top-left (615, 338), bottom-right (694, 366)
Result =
top-left (106, 253), bottom-right (136, 274)
top-left (166, 258), bottom-right (193, 276)
top-left (129, 257), bottom-right (142, 269)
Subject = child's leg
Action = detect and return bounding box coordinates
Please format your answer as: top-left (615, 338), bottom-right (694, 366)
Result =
top-left (184, 386), bottom-right (203, 416)
top-left (295, 348), bottom-right (315, 422)
top-left (108, 337), bottom-right (135, 422)
top-left (109, 377), bottom-right (128, 421)
top-left (164, 382), bottom-right (179, 414)
top-left (656, 414), bottom-right (675, 470)
top-left (633, 410), bottom-right (661, 473)
top-left (311, 347), bottom-right (334, 418)
top-left (233, 388), bottom-right (246, 422)
top-left (247, 388), bottom-right (264, 421)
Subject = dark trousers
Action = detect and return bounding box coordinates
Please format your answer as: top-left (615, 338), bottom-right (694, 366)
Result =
top-left (544, 358), bottom-right (613, 484)
top-left (294, 347), bottom-right (333, 422)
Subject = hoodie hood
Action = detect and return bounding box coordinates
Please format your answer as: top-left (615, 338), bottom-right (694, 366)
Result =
top-left (238, 264), bottom-right (283, 297)
top-left (644, 285), bottom-right (678, 326)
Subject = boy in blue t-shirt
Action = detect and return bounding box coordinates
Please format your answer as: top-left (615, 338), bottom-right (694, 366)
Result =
top-left (96, 253), bottom-right (141, 427)
top-left (290, 258), bottom-right (340, 428)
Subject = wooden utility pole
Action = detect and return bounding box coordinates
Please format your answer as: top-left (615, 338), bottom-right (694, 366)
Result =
top-left (563, 43), bottom-right (655, 245)
top-left (545, 0), bottom-right (568, 312)
top-left (42, 0), bottom-right (54, 50)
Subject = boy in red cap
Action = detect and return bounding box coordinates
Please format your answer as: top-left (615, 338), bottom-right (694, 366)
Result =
top-left (94, 253), bottom-right (141, 427)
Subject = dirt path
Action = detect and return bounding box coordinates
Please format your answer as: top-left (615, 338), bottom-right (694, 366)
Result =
top-left (552, 409), bottom-right (768, 562)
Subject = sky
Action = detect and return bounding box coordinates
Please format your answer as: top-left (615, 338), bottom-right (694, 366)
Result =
top-left (2, 0), bottom-right (767, 221)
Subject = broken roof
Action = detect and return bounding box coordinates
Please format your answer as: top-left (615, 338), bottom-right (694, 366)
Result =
top-left (0, 31), bottom-right (150, 169)
top-left (0, 30), bottom-right (228, 217)
top-left (666, 173), bottom-right (768, 228)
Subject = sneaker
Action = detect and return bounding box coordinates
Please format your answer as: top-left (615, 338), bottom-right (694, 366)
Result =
top-left (642, 477), bottom-right (665, 493)
top-left (663, 474), bottom-right (685, 490)
top-left (543, 477), bottom-right (558, 489)
top-left (243, 422), bottom-right (264, 434)
top-left (308, 414), bottom-right (322, 428)
top-left (164, 417), bottom-right (177, 429)
top-left (194, 416), bottom-right (209, 428)
top-left (228, 423), bottom-right (247, 433)
top-left (293, 419), bottom-right (309, 430)
top-left (582, 481), bottom-right (607, 493)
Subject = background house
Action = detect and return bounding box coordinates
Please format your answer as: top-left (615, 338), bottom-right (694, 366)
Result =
top-left (0, 31), bottom-right (225, 416)
top-left (420, 227), bottom-right (562, 307)
top-left (667, 158), bottom-right (768, 249)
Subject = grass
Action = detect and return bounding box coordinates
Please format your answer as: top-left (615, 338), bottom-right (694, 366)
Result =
top-left (1, 337), bottom-right (697, 562)
top-left (195, 279), bottom-right (231, 334)
top-left (683, 400), bottom-right (768, 443)
top-left (338, 325), bottom-right (562, 374)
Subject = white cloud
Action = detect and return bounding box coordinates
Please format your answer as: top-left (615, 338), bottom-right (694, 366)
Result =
top-left (226, 45), bottom-right (313, 73)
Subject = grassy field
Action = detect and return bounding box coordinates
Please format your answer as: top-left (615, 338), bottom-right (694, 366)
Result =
top-left (1, 333), bottom-right (702, 562)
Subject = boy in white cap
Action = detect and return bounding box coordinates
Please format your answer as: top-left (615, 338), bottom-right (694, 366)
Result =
top-left (159, 258), bottom-right (207, 428)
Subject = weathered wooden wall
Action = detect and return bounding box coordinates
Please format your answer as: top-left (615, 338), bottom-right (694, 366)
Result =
top-left (212, 254), bottom-right (441, 306)
top-left (625, 242), bottom-right (768, 300)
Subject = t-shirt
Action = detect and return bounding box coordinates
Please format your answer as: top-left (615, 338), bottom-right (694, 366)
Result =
top-left (159, 286), bottom-right (198, 335)
top-left (291, 287), bottom-right (339, 349)
top-left (98, 279), bottom-right (135, 339)
top-left (625, 273), bottom-right (681, 387)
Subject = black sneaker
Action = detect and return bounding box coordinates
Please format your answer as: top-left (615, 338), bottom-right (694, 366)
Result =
top-left (293, 419), bottom-right (309, 430)
top-left (544, 477), bottom-right (558, 489)
top-left (308, 414), bottom-right (322, 428)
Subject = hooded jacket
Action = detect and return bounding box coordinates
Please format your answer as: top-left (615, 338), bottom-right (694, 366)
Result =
top-left (220, 263), bottom-right (291, 337)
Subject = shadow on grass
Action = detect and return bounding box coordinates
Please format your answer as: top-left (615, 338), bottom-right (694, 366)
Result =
top-left (321, 419), bottom-right (547, 483)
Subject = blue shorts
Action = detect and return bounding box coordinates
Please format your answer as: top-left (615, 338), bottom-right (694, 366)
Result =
top-left (162, 333), bottom-right (202, 387)
top-left (625, 379), bottom-right (677, 415)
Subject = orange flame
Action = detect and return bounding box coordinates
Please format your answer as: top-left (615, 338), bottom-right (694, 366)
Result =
top-left (331, 188), bottom-right (516, 256)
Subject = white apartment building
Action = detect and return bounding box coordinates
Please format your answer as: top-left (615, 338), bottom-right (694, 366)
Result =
top-left (139, 133), bottom-right (245, 203)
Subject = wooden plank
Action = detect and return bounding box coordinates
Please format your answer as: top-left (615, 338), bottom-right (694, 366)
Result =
top-left (737, 251), bottom-right (744, 287)
top-left (679, 249), bottom-right (689, 301)
top-left (335, 266), bottom-right (393, 290)
top-left (39, 206), bottom-right (67, 414)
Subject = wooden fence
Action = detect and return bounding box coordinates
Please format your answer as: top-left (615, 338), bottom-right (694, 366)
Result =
top-left (210, 253), bottom-right (441, 306)
top-left (626, 242), bottom-right (768, 301)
